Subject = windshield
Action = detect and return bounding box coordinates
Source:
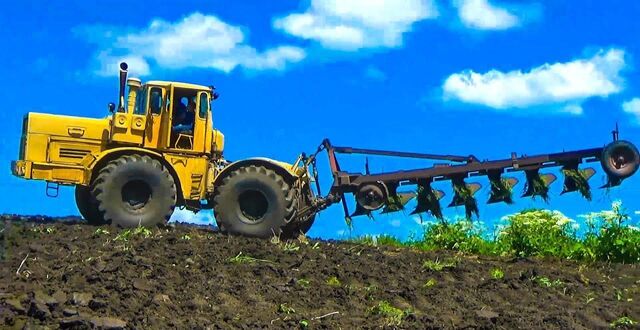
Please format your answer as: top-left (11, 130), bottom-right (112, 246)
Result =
top-left (133, 86), bottom-right (147, 115)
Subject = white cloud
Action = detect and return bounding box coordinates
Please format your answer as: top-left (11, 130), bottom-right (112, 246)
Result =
top-left (622, 98), bottom-right (640, 124)
top-left (443, 48), bottom-right (626, 113)
top-left (94, 51), bottom-right (151, 77)
top-left (274, 0), bottom-right (438, 51)
top-left (84, 13), bottom-right (305, 76)
top-left (454, 0), bottom-right (519, 30)
top-left (169, 209), bottom-right (216, 226)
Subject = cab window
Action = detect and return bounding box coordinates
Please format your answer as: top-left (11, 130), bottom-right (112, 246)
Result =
top-left (149, 87), bottom-right (163, 114)
top-left (133, 87), bottom-right (147, 115)
top-left (198, 93), bottom-right (208, 119)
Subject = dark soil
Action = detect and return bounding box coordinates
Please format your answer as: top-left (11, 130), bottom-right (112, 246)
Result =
top-left (1, 216), bottom-right (639, 329)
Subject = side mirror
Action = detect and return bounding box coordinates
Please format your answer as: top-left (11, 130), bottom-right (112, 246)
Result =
top-left (108, 102), bottom-right (116, 113)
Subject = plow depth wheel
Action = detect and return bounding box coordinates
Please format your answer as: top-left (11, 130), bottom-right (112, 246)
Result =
top-left (212, 165), bottom-right (297, 238)
top-left (601, 140), bottom-right (640, 179)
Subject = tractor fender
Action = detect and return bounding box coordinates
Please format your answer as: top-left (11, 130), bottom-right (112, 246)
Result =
top-left (213, 157), bottom-right (299, 186)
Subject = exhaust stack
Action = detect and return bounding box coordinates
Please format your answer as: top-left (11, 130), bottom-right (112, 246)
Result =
top-left (118, 62), bottom-right (128, 112)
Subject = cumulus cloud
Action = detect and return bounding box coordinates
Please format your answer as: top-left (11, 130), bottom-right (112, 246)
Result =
top-left (82, 13), bottom-right (305, 76)
top-left (443, 48), bottom-right (626, 114)
top-left (169, 209), bottom-right (216, 226)
top-left (453, 0), bottom-right (519, 30)
top-left (273, 0), bottom-right (438, 51)
top-left (622, 98), bottom-right (640, 124)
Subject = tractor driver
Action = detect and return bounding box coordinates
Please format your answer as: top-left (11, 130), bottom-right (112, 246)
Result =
top-left (172, 97), bottom-right (196, 134)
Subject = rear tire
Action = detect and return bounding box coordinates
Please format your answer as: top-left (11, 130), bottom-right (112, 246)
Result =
top-left (75, 185), bottom-right (105, 225)
top-left (601, 140), bottom-right (640, 179)
top-left (213, 165), bottom-right (297, 238)
top-left (91, 155), bottom-right (177, 228)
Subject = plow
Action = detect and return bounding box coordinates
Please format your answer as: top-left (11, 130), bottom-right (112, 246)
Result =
top-left (11, 61), bottom-right (640, 238)
top-left (298, 134), bottom-right (640, 225)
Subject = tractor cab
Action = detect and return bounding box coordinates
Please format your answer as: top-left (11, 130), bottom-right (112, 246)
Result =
top-left (109, 63), bottom-right (223, 156)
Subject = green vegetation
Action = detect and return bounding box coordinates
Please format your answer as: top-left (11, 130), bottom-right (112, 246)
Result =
top-left (532, 276), bottom-right (564, 288)
top-left (610, 316), bottom-right (637, 328)
top-left (181, 234), bottom-right (191, 240)
top-left (114, 226), bottom-right (152, 241)
top-left (422, 258), bottom-right (456, 271)
top-left (93, 228), bottom-right (110, 236)
top-left (490, 268), bottom-right (504, 280)
top-left (227, 252), bottom-right (274, 264)
top-left (326, 276), bottom-right (341, 287)
top-left (296, 278), bottom-right (310, 288)
top-left (348, 201), bottom-right (640, 264)
top-left (423, 278), bottom-right (437, 288)
top-left (277, 303), bottom-right (296, 315)
top-left (368, 301), bottom-right (412, 326)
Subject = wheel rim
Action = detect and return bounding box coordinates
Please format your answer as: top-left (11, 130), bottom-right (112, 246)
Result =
top-left (121, 180), bottom-right (152, 211)
top-left (237, 189), bottom-right (269, 223)
top-left (608, 147), bottom-right (635, 171)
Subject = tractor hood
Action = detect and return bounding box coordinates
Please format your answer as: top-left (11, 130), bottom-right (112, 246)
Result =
top-left (25, 112), bottom-right (110, 141)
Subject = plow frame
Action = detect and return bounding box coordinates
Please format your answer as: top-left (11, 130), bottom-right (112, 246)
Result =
top-left (301, 129), bottom-right (638, 220)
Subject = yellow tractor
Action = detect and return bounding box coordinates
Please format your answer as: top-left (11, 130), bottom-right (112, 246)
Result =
top-left (11, 62), bottom-right (640, 238)
top-left (11, 63), bottom-right (318, 238)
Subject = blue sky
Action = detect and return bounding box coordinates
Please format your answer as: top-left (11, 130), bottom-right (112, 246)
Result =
top-left (2, 0), bottom-right (640, 239)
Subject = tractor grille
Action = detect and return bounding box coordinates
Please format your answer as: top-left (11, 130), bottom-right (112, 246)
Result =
top-left (59, 148), bottom-right (90, 160)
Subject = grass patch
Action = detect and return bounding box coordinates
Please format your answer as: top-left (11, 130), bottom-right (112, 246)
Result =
top-left (368, 301), bottom-right (412, 326)
top-left (490, 268), bottom-right (504, 280)
top-left (93, 228), bottom-right (110, 237)
top-left (227, 252), bottom-right (274, 265)
top-left (296, 278), bottom-right (310, 288)
top-left (610, 316), bottom-right (637, 328)
top-left (532, 276), bottom-right (564, 288)
top-left (114, 226), bottom-right (152, 241)
top-left (277, 303), bottom-right (296, 315)
top-left (326, 276), bottom-right (341, 287)
top-left (423, 278), bottom-right (437, 288)
top-left (422, 258), bottom-right (456, 272)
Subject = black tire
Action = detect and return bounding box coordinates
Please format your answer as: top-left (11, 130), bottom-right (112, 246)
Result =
top-left (601, 140), bottom-right (640, 179)
top-left (75, 185), bottom-right (105, 225)
top-left (213, 165), bottom-right (297, 238)
top-left (91, 155), bottom-right (177, 228)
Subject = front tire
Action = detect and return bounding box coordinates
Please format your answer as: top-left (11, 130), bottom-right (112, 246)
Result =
top-left (91, 155), bottom-right (177, 227)
top-left (213, 165), bottom-right (297, 238)
top-left (75, 185), bottom-right (105, 225)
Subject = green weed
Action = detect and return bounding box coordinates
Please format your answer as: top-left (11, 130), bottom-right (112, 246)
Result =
top-left (423, 278), bottom-right (437, 288)
top-left (277, 303), bottom-right (296, 315)
top-left (610, 316), bottom-right (637, 328)
top-left (227, 252), bottom-right (274, 264)
top-left (532, 276), bottom-right (564, 288)
top-left (296, 279), bottom-right (310, 288)
top-left (181, 234), bottom-right (191, 240)
top-left (490, 268), bottom-right (505, 280)
top-left (114, 226), bottom-right (152, 241)
top-left (326, 276), bottom-right (341, 287)
top-left (93, 228), bottom-right (110, 236)
top-left (422, 258), bottom-right (456, 271)
top-left (368, 301), bottom-right (412, 326)
top-left (282, 242), bottom-right (300, 252)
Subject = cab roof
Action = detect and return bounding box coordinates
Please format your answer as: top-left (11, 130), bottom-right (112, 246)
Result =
top-left (144, 80), bottom-right (212, 91)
